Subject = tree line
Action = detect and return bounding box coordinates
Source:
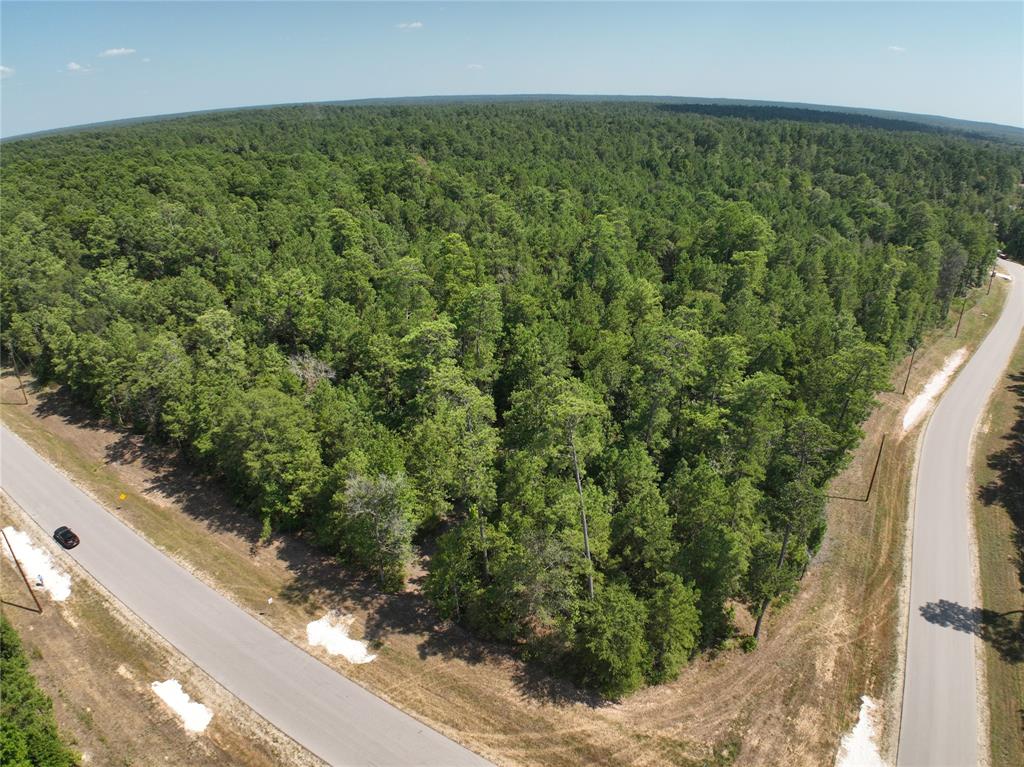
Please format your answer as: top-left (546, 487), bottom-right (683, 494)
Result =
top-left (2, 101), bottom-right (1021, 697)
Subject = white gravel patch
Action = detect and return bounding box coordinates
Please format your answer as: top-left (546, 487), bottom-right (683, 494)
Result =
top-left (150, 679), bottom-right (213, 733)
top-left (1, 526), bottom-right (72, 601)
top-left (902, 348), bottom-right (966, 432)
top-left (307, 611), bottom-right (377, 664)
top-left (835, 695), bottom-right (885, 767)
top-left (995, 272), bottom-right (1012, 282)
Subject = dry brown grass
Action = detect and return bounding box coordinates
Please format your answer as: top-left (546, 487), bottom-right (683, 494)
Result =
top-left (0, 494), bottom-right (323, 767)
top-left (971, 322), bottom-right (1024, 767)
top-left (0, 279), bottom-right (1009, 767)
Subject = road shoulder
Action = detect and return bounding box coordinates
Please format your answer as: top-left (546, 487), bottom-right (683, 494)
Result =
top-left (970, 306), bottom-right (1024, 767)
top-left (0, 491), bottom-right (323, 767)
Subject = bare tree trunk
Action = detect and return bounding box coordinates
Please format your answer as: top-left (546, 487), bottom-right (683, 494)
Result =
top-left (753, 522), bottom-right (792, 640)
top-left (836, 360), bottom-right (866, 429)
top-left (477, 508), bottom-right (490, 578)
top-left (776, 523), bottom-right (792, 570)
top-left (569, 433), bottom-right (595, 600)
top-left (464, 411), bottom-right (490, 578)
top-left (753, 598), bottom-right (769, 640)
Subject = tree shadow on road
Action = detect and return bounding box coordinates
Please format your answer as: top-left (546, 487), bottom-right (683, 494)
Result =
top-left (977, 370), bottom-right (1024, 600)
top-left (919, 599), bottom-right (1024, 664)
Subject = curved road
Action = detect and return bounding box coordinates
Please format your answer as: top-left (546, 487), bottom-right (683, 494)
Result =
top-left (899, 257), bottom-right (1024, 766)
top-left (0, 426), bottom-right (490, 767)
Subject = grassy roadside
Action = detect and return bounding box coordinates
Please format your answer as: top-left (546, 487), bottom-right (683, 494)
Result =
top-left (829, 277), bottom-right (1013, 761)
top-left (0, 277), bottom-right (1010, 767)
top-left (0, 494), bottom-right (322, 767)
top-left (971, 319), bottom-right (1024, 767)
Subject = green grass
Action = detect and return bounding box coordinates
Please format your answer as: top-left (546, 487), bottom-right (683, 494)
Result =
top-left (972, 326), bottom-right (1024, 767)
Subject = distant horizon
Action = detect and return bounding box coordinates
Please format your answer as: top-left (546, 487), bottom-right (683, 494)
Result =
top-left (5, 92), bottom-right (1023, 143)
top-left (2, 2), bottom-right (1021, 138)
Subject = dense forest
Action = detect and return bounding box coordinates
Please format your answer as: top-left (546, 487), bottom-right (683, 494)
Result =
top-left (2, 102), bottom-right (1022, 697)
top-left (0, 616), bottom-right (78, 766)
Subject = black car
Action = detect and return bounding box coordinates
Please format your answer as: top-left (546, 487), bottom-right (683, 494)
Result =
top-left (53, 526), bottom-right (80, 549)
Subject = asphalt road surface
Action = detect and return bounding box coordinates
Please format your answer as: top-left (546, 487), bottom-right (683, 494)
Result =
top-left (0, 426), bottom-right (490, 767)
top-left (898, 258), bottom-right (1024, 766)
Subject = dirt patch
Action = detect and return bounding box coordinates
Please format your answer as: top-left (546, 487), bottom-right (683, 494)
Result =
top-left (0, 280), bottom-right (1010, 767)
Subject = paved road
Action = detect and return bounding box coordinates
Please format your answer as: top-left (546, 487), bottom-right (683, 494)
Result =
top-left (898, 258), bottom-right (1024, 766)
top-left (0, 426), bottom-right (490, 767)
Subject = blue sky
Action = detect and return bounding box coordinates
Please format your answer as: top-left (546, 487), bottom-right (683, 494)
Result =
top-left (1, 1), bottom-right (1021, 137)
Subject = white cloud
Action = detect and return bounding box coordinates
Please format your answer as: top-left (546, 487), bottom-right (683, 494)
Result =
top-left (0, 65), bottom-right (13, 79)
top-left (99, 47), bottom-right (136, 57)
top-left (142, 57), bottom-right (151, 63)
top-left (466, 63), bottom-right (484, 71)
top-left (66, 61), bottom-right (91, 72)
top-left (397, 21), bottom-right (424, 29)
top-left (887, 45), bottom-right (907, 54)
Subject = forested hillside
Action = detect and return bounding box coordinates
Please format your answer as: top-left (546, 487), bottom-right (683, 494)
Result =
top-left (2, 102), bottom-right (1021, 697)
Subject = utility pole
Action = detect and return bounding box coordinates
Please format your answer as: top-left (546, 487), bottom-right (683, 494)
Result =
top-left (954, 295), bottom-right (968, 338)
top-left (901, 345), bottom-right (917, 396)
top-left (1, 528), bottom-right (43, 613)
top-left (825, 434), bottom-right (886, 503)
top-left (3, 341), bottom-right (29, 406)
top-left (863, 435), bottom-right (886, 503)
top-left (987, 270), bottom-right (995, 295)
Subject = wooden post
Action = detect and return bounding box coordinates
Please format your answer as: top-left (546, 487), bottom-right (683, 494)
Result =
top-left (1, 528), bottom-right (43, 613)
top-left (987, 270), bottom-right (995, 295)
